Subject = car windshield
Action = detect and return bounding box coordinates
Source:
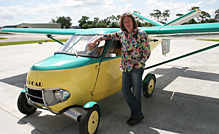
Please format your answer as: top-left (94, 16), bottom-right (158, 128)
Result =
top-left (56, 35), bottom-right (105, 57)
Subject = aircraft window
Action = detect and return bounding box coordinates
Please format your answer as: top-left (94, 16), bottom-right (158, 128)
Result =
top-left (103, 40), bottom-right (117, 58)
top-left (85, 40), bottom-right (105, 57)
top-left (56, 35), bottom-right (105, 57)
top-left (103, 40), bottom-right (121, 58)
top-left (115, 41), bottom-right (121, 56)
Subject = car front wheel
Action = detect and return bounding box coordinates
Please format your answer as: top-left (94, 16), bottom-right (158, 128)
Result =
top-left (17, 92), bottom-right (37, 115)
top-left (79, 105), bottom-right (101, 134)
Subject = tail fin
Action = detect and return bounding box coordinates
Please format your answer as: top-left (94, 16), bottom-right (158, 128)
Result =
top-left (164, 9), bottom-right (201, 26)
top-left (132, 13), bottom-right (163, 26)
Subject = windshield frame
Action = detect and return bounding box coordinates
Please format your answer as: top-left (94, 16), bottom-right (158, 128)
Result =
top-left (55, 35), bottom-right (107, 58)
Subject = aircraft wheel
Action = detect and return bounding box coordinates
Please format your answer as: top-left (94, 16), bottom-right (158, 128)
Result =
top-left (17, 92), bottom-right (37, 115)
top-left (79, 105), bottom-right (100, 134)
top-left (143, 74), bottom-right (156, 98)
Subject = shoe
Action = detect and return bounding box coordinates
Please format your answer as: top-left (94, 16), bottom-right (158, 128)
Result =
top-left (127, 116), bottom-right (144, 125)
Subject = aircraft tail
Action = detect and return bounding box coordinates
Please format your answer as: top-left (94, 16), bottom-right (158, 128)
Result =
top-left (133, 9), bottom-right (201, 26)
top-left (164, 9), bottom-right (201, 26)
top-left (132, 13), bottom-right (163, 26)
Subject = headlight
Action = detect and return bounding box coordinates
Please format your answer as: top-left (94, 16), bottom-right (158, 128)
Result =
top-left (54, 90), bottom-right (70, 102)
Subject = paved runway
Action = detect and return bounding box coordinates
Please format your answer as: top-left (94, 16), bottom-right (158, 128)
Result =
top-left (0, 35), bottom-right (218, 134)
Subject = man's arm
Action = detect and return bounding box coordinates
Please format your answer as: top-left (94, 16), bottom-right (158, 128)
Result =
top-left (87, 32), bottom-right (121, 49)
top-left (139, 31), bottom-right (151, 68)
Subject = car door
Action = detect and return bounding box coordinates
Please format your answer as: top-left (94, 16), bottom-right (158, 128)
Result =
top-left (91, 40), bottom-right (122, 101)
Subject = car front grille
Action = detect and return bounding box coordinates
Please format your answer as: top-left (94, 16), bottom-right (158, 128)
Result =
top-left (26, 88), bottom-right (44, 107)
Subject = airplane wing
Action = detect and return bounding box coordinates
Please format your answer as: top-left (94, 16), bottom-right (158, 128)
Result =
top-left (0, 28), bottom-right (120, 35)
top-left (1, 21), bottom-right (219, 47)
top-left (164, 9), bottom-right (201, 26)
top-left (2, 22), bottom-right (219, 36)
top-left (1, 28), bottom-right (79, 35)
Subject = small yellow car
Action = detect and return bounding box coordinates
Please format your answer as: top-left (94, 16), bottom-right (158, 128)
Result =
top-left (13, 28), bottom-right (157, 134)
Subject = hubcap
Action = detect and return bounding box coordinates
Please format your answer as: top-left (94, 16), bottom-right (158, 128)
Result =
top-left (88, 111), bottom-right (99, 134)
top-left (148, 79), bottom-right (155, 94)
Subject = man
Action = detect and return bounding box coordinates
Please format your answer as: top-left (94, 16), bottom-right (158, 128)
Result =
top-left (88, 13), bottom-right (151, 125)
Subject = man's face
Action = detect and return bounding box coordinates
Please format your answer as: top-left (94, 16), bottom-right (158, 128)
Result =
top-left (123, 16), bottom-right (134, 33)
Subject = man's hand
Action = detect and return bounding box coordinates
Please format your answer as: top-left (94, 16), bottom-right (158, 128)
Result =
top-left (134, 65), bottom-right (140, 69)
top-left (87, 40), bottom-right (98, 50)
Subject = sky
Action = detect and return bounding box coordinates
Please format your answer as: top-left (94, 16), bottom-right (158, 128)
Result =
top-left (0, 0), bottom-right (218, 27)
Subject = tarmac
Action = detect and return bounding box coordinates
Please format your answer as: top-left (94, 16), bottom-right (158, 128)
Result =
top-left (0, 34), bottom-right (219, 134)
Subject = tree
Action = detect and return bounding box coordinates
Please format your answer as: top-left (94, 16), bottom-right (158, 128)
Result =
top-left (136, 20), bottom-right (142, 27)
top-left (162, 10), bottom-right (170, 22)
top-left (111, 15), bottom-right (117, 22)
top-left (78, 16), bottom-right (89, 27)
top-left (190, 6), bottom-right (200, 11)
top-left (176, 13), bottom-right (183, 17)
top-left (215, 9), bottom-right (219, 21)
top-left (186, 19), bottom-right (197, 24)
top-left (82, 23), bottom-right (90, 29)
top-left (116, 15), bottom-right (121, 23)
top-left (153, 9), bottom-right (162, 21)
top-left (96, 22), bottom-right (107, 28)
top-left (200, 11), bottom-right (211, 23)
top-left (110, 22), bottom-right (120, 28)
top-left (50, 18), bottom-right (56, 23)
top-left (99, 18), bottom-right (111, 26)
top-left (51, 16), bottom-right (72, 28)
top-left (149, 12), bottom-right (155, 20)
top-left (133, 11), bottom-right (140, 21)
top-left (94, 17), bottom-right (99, 25)
top-left (149, 10), bottom-right (162, 21)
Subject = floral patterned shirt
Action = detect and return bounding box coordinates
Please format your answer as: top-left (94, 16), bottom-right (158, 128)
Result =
top-left (97, 28), bottom-right (151, 72)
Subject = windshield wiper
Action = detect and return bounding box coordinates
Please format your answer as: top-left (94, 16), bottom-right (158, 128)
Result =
top-left (66, 35), bottom-right (84, 58)
top-left (73, 48), bottom-right (78, 58)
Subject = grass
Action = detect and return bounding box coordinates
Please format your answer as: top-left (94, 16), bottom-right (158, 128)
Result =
top-left (0, 37), bottom-right (7, 40)
top-left (197, 39), bottom-right (219, 42)
top-left (0, 39), bottom-right (68, 46)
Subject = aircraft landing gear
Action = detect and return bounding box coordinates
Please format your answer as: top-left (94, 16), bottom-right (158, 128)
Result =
top-left (79, 104), bottom-right (101, 134)
top-left (143, 73), bottom-right (156, 98)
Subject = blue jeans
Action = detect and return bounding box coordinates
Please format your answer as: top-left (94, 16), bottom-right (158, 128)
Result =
top-left (122, 67), bottom-right (144, 118)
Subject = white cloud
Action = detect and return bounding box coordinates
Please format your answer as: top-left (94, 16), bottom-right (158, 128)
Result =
top-left (207, 0), bottom-right (217, 4)
top-left (99, 4), bottom-right (118, 21)
top-left (119, 0), bottom-right (132, 2)
top-left (81, 7), bottom-right (93, 16)
top-left (102, 4), bottom-right (116, 15)
top-left (60, 0), bottom-right (112, 7)
top-left (0, 11), bottom-right (14, 19)
top-left (118, 4), bottom-right (136, 14)
top-left (60, 0), bottom-right (84, 7)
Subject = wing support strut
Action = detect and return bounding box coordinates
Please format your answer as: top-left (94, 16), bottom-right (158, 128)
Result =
top-left (47, 35), bottom-right (64, 45)
top-left (145, 43), bottom-right (219, 70)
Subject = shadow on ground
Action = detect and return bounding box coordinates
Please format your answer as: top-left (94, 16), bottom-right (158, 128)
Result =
top-left (1, 67), bottom-right (219, 134)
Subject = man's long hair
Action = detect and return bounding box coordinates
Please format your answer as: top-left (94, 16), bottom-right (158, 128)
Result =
top-left (119, 13), bottom-right (138, 32)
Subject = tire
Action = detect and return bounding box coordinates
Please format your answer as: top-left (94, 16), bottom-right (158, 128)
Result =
top-left (17, 93), bottom-right (37, 115)
top-left (143, 75), bottom-right (156, 98)
top-left (79, 105), bottom-right (100, 134)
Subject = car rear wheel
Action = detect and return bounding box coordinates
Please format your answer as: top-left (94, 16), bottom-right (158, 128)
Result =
top-left (143, 74), bottom-right (156, 98)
